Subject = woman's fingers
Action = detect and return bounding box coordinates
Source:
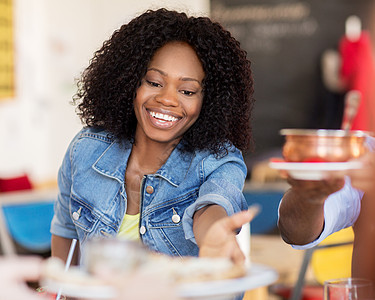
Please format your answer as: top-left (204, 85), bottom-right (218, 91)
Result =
top-left (223, 205), bottom-right (260, 231)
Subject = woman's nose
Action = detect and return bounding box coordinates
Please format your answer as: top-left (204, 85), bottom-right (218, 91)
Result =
top-left (155, 86), bottom-right (179, 106)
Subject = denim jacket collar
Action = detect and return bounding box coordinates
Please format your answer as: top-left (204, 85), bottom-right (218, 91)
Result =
top-left (92, 140), bottom-right (131, 184)
top-left (92, 139), bottom-right (196, 187)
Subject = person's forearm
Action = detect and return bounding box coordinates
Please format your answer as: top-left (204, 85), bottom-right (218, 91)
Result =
top-left (51, 235), bottom-right (79, 265)
top-left (278, 188), bottom-right (326, 245)
top-left (193, 204), bottom-right (227, 247)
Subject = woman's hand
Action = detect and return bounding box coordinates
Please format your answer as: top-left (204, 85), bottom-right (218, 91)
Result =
top-left (198, 207), bottom-right (258, 265)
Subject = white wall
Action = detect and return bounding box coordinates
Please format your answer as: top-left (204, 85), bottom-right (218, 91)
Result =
top-left (0, 0), bottom-right (209, 184)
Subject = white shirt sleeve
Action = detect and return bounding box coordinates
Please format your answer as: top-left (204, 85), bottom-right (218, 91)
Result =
top-left (291, 177), bottom-right (363, 250)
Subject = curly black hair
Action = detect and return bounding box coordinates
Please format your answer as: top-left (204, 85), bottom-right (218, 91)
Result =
top-left (74, 8), bottom-right (254, 156)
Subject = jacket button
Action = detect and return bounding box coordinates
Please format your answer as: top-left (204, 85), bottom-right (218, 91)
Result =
top-left (72, 207), bottom-right (82, 220)
top-left (172, 214), bottom-right (180, 223)
top-left (146, 186), bottom-right (154, 194)
top-left (139, 226), bottom-right (146, 235)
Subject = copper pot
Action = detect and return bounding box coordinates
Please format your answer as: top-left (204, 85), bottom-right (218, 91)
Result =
top-left (280, 129), bottom-right (369, 162)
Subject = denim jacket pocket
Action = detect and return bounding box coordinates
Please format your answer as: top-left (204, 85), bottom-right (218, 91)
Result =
top-left (70, 195), bottom-right (98, 242)
top-left (147, 190), bottom-right (199, 256)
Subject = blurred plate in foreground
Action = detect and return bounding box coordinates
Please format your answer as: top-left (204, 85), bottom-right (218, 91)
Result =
top-left (41, 263), bottom-right (278, 300)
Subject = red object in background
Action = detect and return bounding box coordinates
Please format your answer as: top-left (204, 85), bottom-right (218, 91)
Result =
top-left (269, 157), bottom-right (329, 163)
top-left (339, 31), bottom-right (375, 132)
top-left (36, 287), bottom-right (58, 299)
top-left (302, 158), bottom-right (329, 163)
top-left (269, 157), bottom-right (285, 163)
top-left (0, 174), bottom-right (33, 192)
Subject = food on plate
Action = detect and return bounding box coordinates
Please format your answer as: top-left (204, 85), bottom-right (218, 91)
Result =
top-left (84, 239), bottom-right (247, 283)
top-left (41, 257), bottom-right (105, 286)
top-left (41, 254), bottom-right (246, 286)
top-left (137, 254), bottom-right (247, 283)
top-left (41, 240), bottom-right (247, 288)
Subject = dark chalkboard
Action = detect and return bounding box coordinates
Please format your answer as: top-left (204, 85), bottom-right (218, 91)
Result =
top-left (211, 0), bottom-right (375, 172)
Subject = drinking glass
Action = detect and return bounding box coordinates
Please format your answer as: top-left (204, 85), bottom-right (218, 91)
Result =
top-left (324, 278), bottom-right (373, 300)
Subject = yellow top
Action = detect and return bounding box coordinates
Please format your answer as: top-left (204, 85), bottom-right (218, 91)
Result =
top-left (117, 213), bottom-right (140, 241)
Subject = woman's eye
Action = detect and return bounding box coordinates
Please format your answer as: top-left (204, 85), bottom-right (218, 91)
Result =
top-left (146, 80), bottom-right (161, 88)
top-left (181, 90), bottom-right (196, 96)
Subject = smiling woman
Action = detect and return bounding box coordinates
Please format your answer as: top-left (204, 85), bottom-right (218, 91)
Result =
top-left (50, 9), bottom-right (255, 291)
top-left (134, 42), bottom-right (204, 145)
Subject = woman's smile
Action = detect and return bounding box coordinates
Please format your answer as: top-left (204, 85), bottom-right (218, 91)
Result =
top-left (147, 109), bottom-right (182, 128)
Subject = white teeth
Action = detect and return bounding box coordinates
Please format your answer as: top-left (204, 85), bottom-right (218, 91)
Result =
top-left (149, 111), bottom-right (178, 122)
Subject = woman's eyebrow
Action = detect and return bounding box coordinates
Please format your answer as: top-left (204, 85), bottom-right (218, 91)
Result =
top-left (148, 67), bottom-right (166, 76)
top-left (147, 67), bottom-right (202, 85)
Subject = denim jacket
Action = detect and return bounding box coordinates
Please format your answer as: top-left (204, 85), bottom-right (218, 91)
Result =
top-left (50, 127), bottom-right (248, 259)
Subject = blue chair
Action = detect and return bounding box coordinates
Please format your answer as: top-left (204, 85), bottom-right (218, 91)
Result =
top-left (1, 201), bottom-right (54, 253)
top-left (243, 190), bottom-right (284, 234)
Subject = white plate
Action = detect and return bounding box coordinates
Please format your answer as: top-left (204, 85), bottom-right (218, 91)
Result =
top-left (269, 161), bottom-right (363, 180)
top-left (178, 263), bottom-right (278, 299)
top-left (41, 263), bottom-right (278, 300)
